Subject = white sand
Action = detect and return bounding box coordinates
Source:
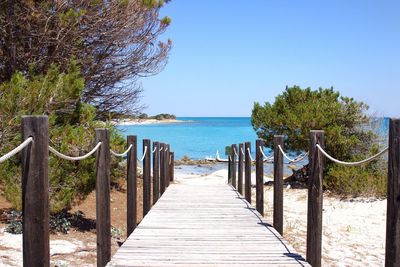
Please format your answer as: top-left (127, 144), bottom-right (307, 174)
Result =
top-left (0, 165), bottom-right (386, 266)
top-left (0, 229), bottom-right (92, 266)
top-left (112, 118), bottom-right (186, 125)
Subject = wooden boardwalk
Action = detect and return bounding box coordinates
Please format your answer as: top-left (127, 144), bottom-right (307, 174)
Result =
top-left (107, 177), bottom-right (310, 266)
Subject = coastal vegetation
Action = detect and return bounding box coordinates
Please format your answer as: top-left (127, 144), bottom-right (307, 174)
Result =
top-left (0, 0), bottom-right (171, 116)
top-left (0, 0), bottom-right (171, 213)
top-left (137, 113), bottom-right (177, 120)
top-left (251, 86), bottom-right (386, 196)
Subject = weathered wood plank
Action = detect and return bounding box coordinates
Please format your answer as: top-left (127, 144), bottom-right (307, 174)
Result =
top-left (244, 141), bottom-right (251, 203)
top-left (143, 139), bottom-right (151, 216)
top-left (386, 118), bottom-right (400, 267)
top-left (238, 143), bottom-right (244, 195)
top-left (255, 139), bottom-right (264, 216)
top-left (21, 116), bottom-right (50, 267)
top-left (153, 141), bottom-right (159, 205)
top-left (231, 144), bottom-right (237, 189)
top-left (306, 130), bottom-right (324, 267)
top-left (95, 128), bottom-right (111, 267)
top-left (127, 135), bottom-right (137, 237)
top-left (273, 135), bottom-right (284, 235)
top-left (108, 174), bottom-right (309, 267)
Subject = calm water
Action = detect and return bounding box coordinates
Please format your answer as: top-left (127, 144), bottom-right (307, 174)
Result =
top-left (116, 117), bottom-right (260, 160)
top-left (116, 117), bottom-right (390, 160)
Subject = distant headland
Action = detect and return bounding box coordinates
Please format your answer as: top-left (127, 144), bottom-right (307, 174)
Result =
top-left (112, 113), bottom-right (184, 125)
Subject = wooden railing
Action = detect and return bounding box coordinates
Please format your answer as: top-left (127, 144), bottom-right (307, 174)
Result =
top-left (227, 118), bottom-right (398, 267)
top-left (0, 115), bottom-right (175, 267)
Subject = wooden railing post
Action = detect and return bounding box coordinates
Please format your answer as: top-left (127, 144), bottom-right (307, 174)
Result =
top-left (228, 155), bottom-right (232, 184)
top-left (238, 143), bottom-right (244, 195)
top-left (170, 151), bottom-right (175, 182)
top-left (127, 135), bottom-right (137, 237)
top-left (95, 128), bottom-right (111, 267)
top-left (160, 143), bottom-right (166, 195)
top-left (256, 139), bottom-right (264, 216)
top-left (143, 139), bottom-right (151, 216)
top-left (21, 116), bottom-right (49, 267)
top-left (306, 130), bottom-right (324, 267)
top-left (165, 144), bottom-right (170, 187)
top-left (152, 141), bottom-right (159, 205)
top-left (273, 135), bottom-right (284, 235)
top-left (231, 144), bottom-right (237, 189)
top-left (244, 142), bottom-right (251, 203)
top-left (386, 118), bottom-right (400, 267)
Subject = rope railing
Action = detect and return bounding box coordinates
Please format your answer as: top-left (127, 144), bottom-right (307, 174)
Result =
top-left (259, 146), bottom-right (274, 162)
top-left (152, 147), bottom-right (157, 153)
top-left (233, 147), bottom-right (238, 158)
top-left (110, 144), bottom-right (133, 157)
top-left (240, 147), bottom-right (245, 156)
top-left (0, 137), bottom-right (33, 163)
top-left (49, 142), bottom-right (102, 161)
top-left (137, 146), bottom-right (148, 162)
top-left (277, 145), bottom-right (308, 163)
top-left (316, 144), bottom-right (388, 166)
top-left (160, 147), bottom-right (163, 152)
top-left (247, 147), bottom-right (254, 161)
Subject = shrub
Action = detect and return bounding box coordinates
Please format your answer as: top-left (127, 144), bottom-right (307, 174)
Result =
top-left (252, 86), bottom-right (386, 196)
top-left (0, 63), bottom-right (125, 213)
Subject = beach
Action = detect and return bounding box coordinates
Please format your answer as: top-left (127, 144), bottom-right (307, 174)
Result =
top-left (112, 118), bottom-right (185, 126)
top-left (0, 164), bottom-right (386, 266)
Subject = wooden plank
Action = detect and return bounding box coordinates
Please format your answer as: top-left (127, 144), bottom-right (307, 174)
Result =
top-left (170, 152), bottom-right (174, 182)
top-left (108, 174), bottom-right (309, 267)
top-left (306, 130), bottom-right (324, 267)
top-left (127, 135), bottom-right (137, 236)
top-left (238, 143), bottom-right (244, 195)
top-left (165, 144), bottom-right (170, 187)
top-left (255, 139), bottom-right (264, 216)
top-left (95, 128), bottom-right (111, 267)
top-left (160, 143), bottom-right (166, 195)
top-left (21, 116), bottom-right (50, 267)
top-left (386, 118), bottom-right (400, 267)
top-left (244, 142), bottom-right (251, 203)
top-left (153, 141), bottom-right (160, 204)
top-left (231, 144), bottom-right (237, 189)
top-left (143, 139), bottom-right (151, 216)
top-left (273, 135), bottom-right (284, 235)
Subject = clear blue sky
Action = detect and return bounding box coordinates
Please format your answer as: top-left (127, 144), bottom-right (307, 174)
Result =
top-left (140, 0), bottom-right (399, 117)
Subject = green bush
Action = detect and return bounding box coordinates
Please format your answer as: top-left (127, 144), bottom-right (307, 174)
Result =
top-left (0, 62), bottom-right (125, 213)
top-left (326, 164), bottom-right (387, 197)
top-left (251, 86), bottom-right (386, 196)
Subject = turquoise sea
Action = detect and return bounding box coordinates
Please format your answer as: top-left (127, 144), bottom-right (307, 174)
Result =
top-left (117, 117), bottom-right (260, 160)
top-left (116, 117), bottom-right (390, 160)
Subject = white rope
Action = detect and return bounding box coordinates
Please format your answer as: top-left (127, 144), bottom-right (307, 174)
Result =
top-left (259, 146), bottom-right (273, 161)
top-left (165, 147), bottom-right (169, 152)
top-left (49, 142), bottom-right (102, 161)
top-left (290, 152), bottom-right (309, 163)
top-left (247, 147), bottom-right (254, 161)
top-left (169, 154), bottom-right (172, 165)
top-left (0, 137), bottom-right (33, 163)
top-left (110, 144), bottom-right (132, 157)
top-left (138, 146), bottom-right (148, 162)
top-left (152, 147), bottom-right (157, 153)
top-left (277, 145), bottom-right (309, 163)
top-left (233, 147), bottom-right (238, 157)
top-left (240, 147), bottom-right (245, 156)
top-left (316, 144), bottom-right (388, 166)
top-left (159, 147), bottom-right (163, 152)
